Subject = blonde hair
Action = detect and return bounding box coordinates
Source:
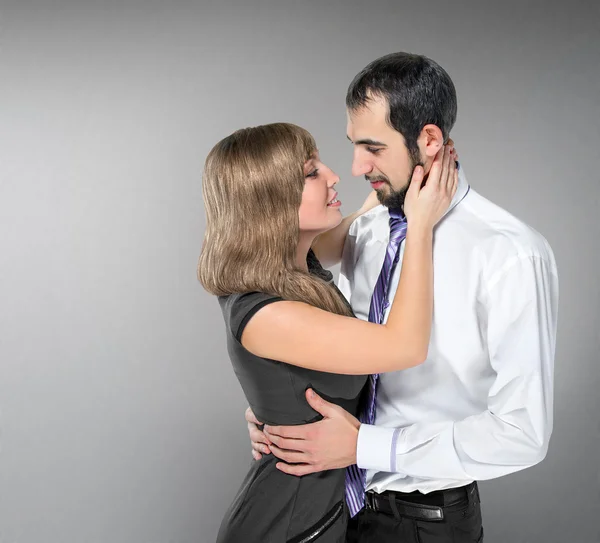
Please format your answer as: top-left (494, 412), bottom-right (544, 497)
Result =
top-left (198, 122), bottom-right (352, 317)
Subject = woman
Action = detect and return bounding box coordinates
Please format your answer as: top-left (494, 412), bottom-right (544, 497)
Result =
top-left (198, 123), bottom-right (457, 542)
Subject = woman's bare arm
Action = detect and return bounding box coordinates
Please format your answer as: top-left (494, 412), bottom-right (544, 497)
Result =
top-left (242, 146), bottom-right (457, 375)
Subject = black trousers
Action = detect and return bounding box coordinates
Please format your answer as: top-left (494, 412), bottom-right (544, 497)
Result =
top-left (346, 482), bottom-right (483, 543)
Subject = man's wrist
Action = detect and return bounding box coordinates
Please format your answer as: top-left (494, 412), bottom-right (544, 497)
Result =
top-left (357, 424), bottom-right (401, 472)
top-left (350, 422), bottom-right (360, 465)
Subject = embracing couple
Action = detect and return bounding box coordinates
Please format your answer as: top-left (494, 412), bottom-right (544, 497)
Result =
top-left (198, 52), bottom-right (559, 543)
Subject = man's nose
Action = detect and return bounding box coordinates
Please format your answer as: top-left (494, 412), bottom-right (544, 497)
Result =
top-left (351, 155), bottom-right (372, 177)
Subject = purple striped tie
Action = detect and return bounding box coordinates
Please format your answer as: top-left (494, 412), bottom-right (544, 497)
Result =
top-left (345, 207), bottom-right (408, 517)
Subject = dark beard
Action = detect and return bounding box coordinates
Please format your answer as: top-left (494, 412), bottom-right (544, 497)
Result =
top-left (368, 149), bottom-right (423, 209)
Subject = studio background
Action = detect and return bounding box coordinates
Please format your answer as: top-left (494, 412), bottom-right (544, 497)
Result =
top-left (0, 1), bottom-right (598, 542)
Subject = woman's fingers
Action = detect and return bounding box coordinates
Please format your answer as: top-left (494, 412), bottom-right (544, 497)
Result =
top-left (404, 142), bottom-right (458, 226)
top-left (423, 144), bottom-right (452, 195)
top-left (452, 170), bottom-right (459, 197)
top-left (439, 145), bottom-right (451, 192)
top-left (408, 164), bottom-right (425, 193)
top-left (427, 146), bottom-right (445, 191)
top-left (446, 149), bottom-right (456, 192)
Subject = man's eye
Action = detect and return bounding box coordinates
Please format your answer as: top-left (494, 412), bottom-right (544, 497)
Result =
top-left (306, 169), bottom-right (319, 178)
top-left (366, 147), bottom-right (381, 155)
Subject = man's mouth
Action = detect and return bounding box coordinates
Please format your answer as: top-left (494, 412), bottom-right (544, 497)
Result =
top-left (369, 180), bottom-right (387, 190)
top-left (367, 175), bottom-right (388, 189)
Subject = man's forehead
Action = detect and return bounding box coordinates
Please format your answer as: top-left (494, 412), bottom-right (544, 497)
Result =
top-left (348, 101), bottom-right (388, 128)
top-left (346, 109), bottom-right (389, 143)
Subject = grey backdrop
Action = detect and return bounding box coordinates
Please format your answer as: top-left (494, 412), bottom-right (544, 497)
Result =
top-left (0, 0), bottom-right (598, 542)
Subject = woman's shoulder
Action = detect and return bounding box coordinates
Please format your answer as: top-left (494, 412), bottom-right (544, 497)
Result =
top-left (218, 291), bottom-right (284, 342)
top-left (218, 291), bottom-right (283, 310)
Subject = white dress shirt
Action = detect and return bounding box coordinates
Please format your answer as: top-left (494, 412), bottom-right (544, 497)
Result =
top-left (338, 166), bottom-right (559, 494)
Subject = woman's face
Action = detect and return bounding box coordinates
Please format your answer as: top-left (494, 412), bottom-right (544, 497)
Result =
top-left (298, 151), bottom-right (342, 234)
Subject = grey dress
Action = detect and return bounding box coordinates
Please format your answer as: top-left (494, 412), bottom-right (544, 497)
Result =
top-left (216, 251), bottom-right (368, 543)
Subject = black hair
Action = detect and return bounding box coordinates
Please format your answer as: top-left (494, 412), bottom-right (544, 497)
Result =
top-left (346, 52), bottom-right (457, 156)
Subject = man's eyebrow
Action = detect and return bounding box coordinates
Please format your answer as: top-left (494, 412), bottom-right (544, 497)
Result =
top-left (346, 136), bottom-right (387, 146)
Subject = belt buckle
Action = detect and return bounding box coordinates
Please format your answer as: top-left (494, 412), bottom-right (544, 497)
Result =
top-left (365, 491), bottom-right (378, 512)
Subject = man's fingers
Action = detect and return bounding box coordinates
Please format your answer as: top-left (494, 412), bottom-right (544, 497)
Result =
top-left (305, 389), bottom-right (335, 417)
top-left (252, 441), bottom-right (271, 455)
top-left (252, 450), bottom-right (262, 461)
top-left (245, 406), bottom-right (262, 425)
top-left (249, 425), bottom-right (271, 446)
top-left (248, 421), bottom-right (271, 446)
top-left (269, 444), bottom-right (307, 464)
top-left (264, 424), bottom-right (307, 440)
top-left (264, 431), bottom-right (304, 452)
top-left (275, 462), bottom-right (319, 477)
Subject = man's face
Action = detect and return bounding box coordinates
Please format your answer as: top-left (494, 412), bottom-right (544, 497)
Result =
top-left (346, 96), bottom-right (422, 209)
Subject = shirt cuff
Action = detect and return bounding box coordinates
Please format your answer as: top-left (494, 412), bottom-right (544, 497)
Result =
top-left (356, 424), bottom-right (403, 472)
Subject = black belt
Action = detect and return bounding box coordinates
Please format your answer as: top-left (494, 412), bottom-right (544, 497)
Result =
top-left (364, 482), bottom-right (478, 522)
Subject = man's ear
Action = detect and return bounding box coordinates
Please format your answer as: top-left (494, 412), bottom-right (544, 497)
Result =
top-left (417, 124), bottom-right (444, 159)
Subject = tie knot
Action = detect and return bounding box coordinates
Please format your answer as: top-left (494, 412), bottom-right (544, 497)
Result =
top-left (389, 208), bottom-right (407, 236)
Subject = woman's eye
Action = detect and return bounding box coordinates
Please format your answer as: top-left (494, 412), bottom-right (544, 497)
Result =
top-left (306, 169), bottom-right (319, 178)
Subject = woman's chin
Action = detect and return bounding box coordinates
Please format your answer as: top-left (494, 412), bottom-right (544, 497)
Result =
top-left (328, 215), bottom-right (343, 230)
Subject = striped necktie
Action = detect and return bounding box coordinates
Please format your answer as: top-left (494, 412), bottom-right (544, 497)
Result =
top-left (345, 207), bottom-right (408, 517)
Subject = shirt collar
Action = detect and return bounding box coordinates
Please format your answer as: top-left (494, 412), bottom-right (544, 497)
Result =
top-left (445, 163), bottom-right (470, 217)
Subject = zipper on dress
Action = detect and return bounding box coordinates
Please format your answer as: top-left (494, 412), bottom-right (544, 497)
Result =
top-left (287, 501), bottom-right (344, 543)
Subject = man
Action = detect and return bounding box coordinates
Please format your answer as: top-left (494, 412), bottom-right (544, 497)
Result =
top-left (246, 52), bottom-right (559, 542)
